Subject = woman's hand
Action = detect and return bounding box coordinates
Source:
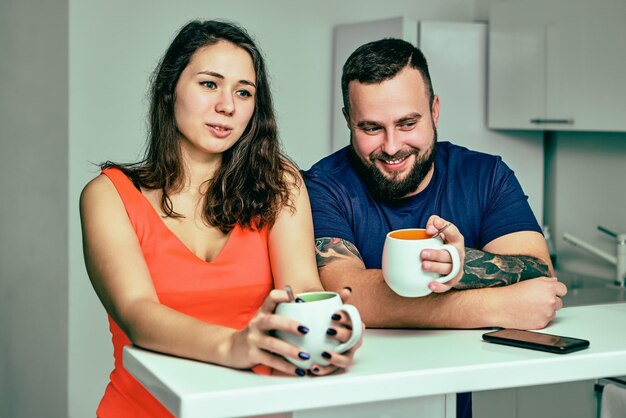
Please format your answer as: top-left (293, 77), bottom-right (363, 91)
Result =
top-left (308, 287), bottom-right (365, 376)
top-left (229, 289), bottom-right (310, 376)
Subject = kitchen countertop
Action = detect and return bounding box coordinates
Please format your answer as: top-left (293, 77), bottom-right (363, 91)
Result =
top-left (124, 303), bottom-right (626, 418)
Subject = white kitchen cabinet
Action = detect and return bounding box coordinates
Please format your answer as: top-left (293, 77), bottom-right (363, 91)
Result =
top-left (474, 381), bottom-right (597, 418)
top-left (488, 0), bottom-right (626, 132)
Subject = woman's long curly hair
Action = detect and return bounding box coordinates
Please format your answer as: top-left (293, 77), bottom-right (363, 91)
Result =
top-left (103, 20), bottom-right (299, 232)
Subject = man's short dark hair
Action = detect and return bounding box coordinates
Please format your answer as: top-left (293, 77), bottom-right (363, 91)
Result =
top-left (341, 38), bottom-right (435, 116)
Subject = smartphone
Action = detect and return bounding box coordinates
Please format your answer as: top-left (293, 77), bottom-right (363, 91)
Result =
top-left (482, 329), bottom-right (590, 354)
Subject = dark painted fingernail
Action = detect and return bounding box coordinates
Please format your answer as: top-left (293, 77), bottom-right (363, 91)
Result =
top-left (326, 328), bottom-right (337, 336)
top-left (295, 368), bottom-right (306, 377)
top-left (297, 325), bottom-right (309, 334)
top-left (343, 286), bottom-right (352, 292)
top-left (331, 313), bottom-right (341, 321)
top-left (298, 352), bottom-right (310, 360)
top-left (321, 351), bottom-right (332, 359)
top-left (312, 367), bottom-right (320, 373)
top-left (295, 297), bottom-right (305, 303)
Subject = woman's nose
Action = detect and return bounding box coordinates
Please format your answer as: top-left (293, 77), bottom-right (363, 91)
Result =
top-left (215, 91), bottom-right (235, 116)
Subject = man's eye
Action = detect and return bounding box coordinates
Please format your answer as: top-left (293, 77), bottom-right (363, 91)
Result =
top-left (200, 81), bottom-right (217, 89)
top-left (399, 122), bottom-right (416, 130)
top-left (363, 127), bottom-right (382, 134)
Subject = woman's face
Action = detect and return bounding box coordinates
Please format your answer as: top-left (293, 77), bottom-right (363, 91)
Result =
top-left (174, 40), bottom-right (256, 161)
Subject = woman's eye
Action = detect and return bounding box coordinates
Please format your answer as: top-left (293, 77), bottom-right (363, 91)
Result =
top-left (236, 89), bottom-right (253, 98)
top-left (200, 81), bottom-right (217, 89)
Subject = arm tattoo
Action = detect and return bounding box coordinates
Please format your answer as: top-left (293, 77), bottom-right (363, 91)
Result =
top-left (315, 237), bottom-right (363, 268)
top-left (456, 247), bottom-right (550, 289)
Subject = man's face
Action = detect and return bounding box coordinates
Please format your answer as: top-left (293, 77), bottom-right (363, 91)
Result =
top-left (345, 66), bottom-right (440, 200)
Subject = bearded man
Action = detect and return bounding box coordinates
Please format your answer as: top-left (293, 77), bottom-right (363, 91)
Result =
top-left (303, 38), bottom-right (568, 418)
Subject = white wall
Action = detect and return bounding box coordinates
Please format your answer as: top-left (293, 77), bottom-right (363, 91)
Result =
top-left (0, 0), bottom-right (68, 417)
top-left (68, 1), bottom-right (474, 417)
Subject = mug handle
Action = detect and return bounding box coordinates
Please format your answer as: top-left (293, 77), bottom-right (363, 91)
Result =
top-left (333, 304), bottom-right (363, 353)
top-left (436, 244), bottom-right (461, 284)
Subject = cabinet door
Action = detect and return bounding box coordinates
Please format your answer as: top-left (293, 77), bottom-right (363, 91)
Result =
top-left (474, 380), bottom-right (597, 418)
top-left (488, 0), bottom-right (557, 130)
top-left (488, 0), bottom-right (626, 132)
top-left (488, 22), bottom-right (547, 129)
top-left (555, 0), bottom-right (626, 131)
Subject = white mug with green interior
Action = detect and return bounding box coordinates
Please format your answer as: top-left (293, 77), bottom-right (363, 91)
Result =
top-left (275, 291), bottom-right (362, 370)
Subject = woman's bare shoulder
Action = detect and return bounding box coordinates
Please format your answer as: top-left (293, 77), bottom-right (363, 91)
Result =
top-left (79, 173), bottom-right (122, 214)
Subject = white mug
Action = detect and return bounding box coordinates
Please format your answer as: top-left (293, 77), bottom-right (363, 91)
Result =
top-left (382, 228), bottom-right (461, 297)
top-left (275, 291), bottom-right (362, 370)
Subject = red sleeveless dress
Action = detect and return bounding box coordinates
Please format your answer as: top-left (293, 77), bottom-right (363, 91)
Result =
top-left (96, 168), bottom-right (273, 417)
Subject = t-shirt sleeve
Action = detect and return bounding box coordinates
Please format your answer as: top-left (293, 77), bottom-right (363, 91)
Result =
top-left (479, 159), bottom-right (542, 248)
top-left (303, 171), bottom-right (357, 244)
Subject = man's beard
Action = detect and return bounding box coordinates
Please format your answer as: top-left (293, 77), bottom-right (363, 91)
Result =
top-left (350, 129), bottom-right (437, 201)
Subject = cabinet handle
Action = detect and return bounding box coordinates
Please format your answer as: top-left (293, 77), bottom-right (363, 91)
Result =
top-left (530, 118), bottom-right (574, 124)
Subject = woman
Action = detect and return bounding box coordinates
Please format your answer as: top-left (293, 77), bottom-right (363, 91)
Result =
top-left (80, 20), bottom-right (361, 417)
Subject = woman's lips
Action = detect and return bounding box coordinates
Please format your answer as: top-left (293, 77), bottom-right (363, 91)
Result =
top-left (206, 123), bottom-right (232, 138)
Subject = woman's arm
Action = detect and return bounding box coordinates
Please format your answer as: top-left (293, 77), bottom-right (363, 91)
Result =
top-left (267, 173), bottom-right (363, 374)
top-left (267, 173), bottom-right (324, 294)
top-left (80, 174), bottom-right (305, 375)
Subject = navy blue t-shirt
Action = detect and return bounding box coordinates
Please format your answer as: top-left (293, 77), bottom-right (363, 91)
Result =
top-left (304, 142), bottom-right (540, 418)
top-left (304, 141), bottom-right (541, 269)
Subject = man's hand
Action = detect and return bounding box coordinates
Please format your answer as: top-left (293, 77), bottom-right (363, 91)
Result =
top-left (493, 277), bottom-right (568, 329)
top-left (423, 215), bottom-right (465, 293)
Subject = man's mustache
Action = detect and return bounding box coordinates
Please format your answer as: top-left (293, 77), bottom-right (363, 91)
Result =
top-left (369, 148), bottom-right (419, 162)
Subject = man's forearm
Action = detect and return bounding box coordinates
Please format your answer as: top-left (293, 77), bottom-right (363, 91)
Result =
top-left (457, 247), bottom-right (550, 290)
top-left (319, 264), bottom-right (503, 329)
top-left (314, 237), bottom-right (561, 329)
top-left (315, 238), bottom-right (496, 328)
top-left (315, 239), bottom-right (551, 290)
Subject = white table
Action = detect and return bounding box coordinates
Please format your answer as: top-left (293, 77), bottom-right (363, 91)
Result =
top-left (124, 303), bottom-right (626, 418)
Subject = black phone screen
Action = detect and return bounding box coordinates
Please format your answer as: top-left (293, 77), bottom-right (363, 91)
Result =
top-left (482, 329), bottom-right (590, 354)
